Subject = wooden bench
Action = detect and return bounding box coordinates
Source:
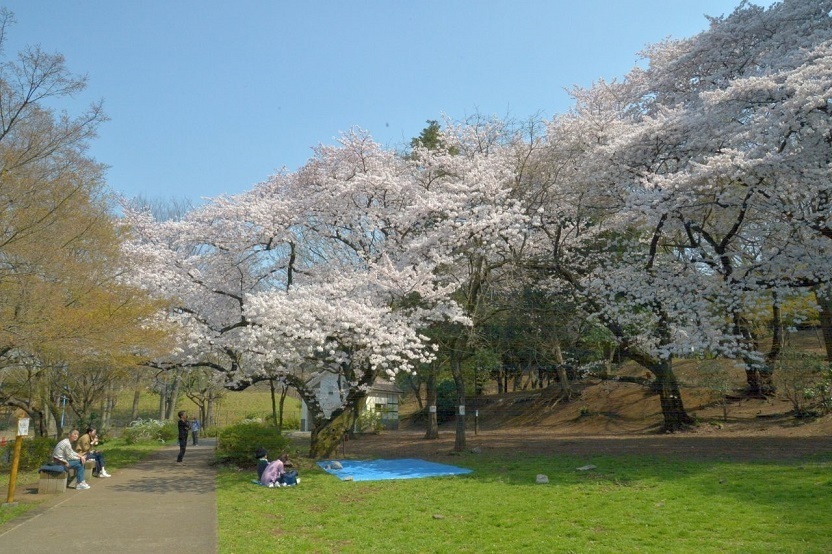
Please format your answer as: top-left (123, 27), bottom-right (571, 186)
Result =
top-left (38, 459), bottom-right (97, 494)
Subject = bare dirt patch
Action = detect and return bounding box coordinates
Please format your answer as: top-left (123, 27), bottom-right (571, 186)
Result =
top-left (340, 379), bottom-right (832, 462)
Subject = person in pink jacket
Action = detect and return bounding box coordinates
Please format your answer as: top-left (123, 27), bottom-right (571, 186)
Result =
top-left (260, 453), bottom-right (300, 487)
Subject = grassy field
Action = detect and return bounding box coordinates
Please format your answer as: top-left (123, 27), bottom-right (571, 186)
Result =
top-left (110, 386), bottom-right (302, 431)
top-left (217, 450), bottom-right (832, 553)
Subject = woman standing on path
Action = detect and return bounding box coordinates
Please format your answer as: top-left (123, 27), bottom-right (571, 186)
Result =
top-left (176, 410), bottom-right (191, 463)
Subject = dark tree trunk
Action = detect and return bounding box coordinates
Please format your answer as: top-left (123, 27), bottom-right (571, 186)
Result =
top-left (625, 342), bottom-right (694, 432)
top-left (303, 369), bottom-right (375, 458)
top-left (651, 357), bottom-right (694, 432)
top-left (424, 362), bottom-right (438, 440)
top-left (131, 387), bottom-right (141, 421)
top-left (745, 365), bottom-right (775, 397)
top-left (278, 384), bottom-right (288, 434)
top-left (817, 287), bottom-right (832, 363)
top-left (732, 313), bottom-right (776, 397)
top-left (269, 378), bottom-right (278, 427)
top-left (165, 373), bottom-right (181, 420)
top-left (552, 341), bottom-right (572, 400)
top-left (158, 386), bottom-right (166, 420)
top-left (206, 394), bottom-right (215, 428)
top-left (408, 375), bottom-right (425, 410)
top-left (308, 408), bottom-right (354, 459)
top-left (451, 352), bottom-right (466, 452)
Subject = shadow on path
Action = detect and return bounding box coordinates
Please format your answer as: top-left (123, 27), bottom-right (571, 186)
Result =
top-left (0, 439), bottom-right (218, 554)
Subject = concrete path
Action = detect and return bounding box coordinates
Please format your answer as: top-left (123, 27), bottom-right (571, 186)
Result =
top-left (0, 439), bottom-right (217, 553)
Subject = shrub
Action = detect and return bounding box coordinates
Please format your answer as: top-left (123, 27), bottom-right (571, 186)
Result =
top-left (122, 418), bottom-right (177, 444)
top-left (1, 436), bottom-right (55, 472)
top-left (355, 409), bottom-right (383, 434)
top-left (216, 421), bottom-right (290, 467)
top-left (278, 415), bottom-right (300, 431)
top-left (804, 366), bottom-right (832, 415)
top-left (776, 351), bottom-right (827, 417)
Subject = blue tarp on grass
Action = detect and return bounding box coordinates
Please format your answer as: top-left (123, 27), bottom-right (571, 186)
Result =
top-left (317, 458), bottom-right (472, 481)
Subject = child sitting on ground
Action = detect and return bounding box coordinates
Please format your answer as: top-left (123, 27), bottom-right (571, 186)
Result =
top-left (260, 453), bottom-right (299, 487)
top-left (255, 447), bottom-right (269, 482)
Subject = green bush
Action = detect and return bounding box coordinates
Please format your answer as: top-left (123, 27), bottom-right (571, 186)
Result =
top-left (283, 416), bottom-right (300, 430)
top-left (122, 418), bottom-right (177, 444)
top-left (355, 409), bottom-right (383, 434)
top-left (1, 436), bottom-right (55, 472)
top-left (216, 421), bottom-right (290, 467)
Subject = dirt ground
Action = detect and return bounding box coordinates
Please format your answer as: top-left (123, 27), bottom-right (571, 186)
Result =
top-left (339, 378), bottom-right (832, 462)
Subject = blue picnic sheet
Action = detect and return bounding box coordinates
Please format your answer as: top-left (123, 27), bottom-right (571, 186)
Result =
top-left (317, 458), bottom-right (472, 481)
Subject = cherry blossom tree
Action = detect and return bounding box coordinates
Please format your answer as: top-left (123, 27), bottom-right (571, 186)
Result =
top-left (522, 0), bottom-right (832, 429)
top-left (124, 131), bottom-right (464, 455)
top-left (596, 0), bottom-right (832, 393)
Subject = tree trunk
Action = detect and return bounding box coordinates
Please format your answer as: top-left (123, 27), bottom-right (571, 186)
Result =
top-left (269, 378), bottom-right (278, 427)
top-left (308, 408), bottom-right (355, 459)
top-left (424, 362), bottom-right (438, 440)
top-left (552, 341), bottom-right (572, 400)
top-left (512, 368), bottom-right (523, 391)
top-left (158, 386), bottom-right (166, 420)
top-left (651, 357), bottom-right (694, 432)
top-left (300, 369), bottom-right (375, 458)
top-left (278, 384), bottom-right (288, 434)
top-left (165, 372), bottom-right (181, 420)
top-left (732, 313), bottom-right (776, 397)
top-left (745, 363), bottom-right (775, 397)
top-left (101, 384), bottom-right (116, 429)
top-left (131, 387), bottom-right (141, 421)
top-left (451, 352), bottom-right (466, 452)
top-left (817, 287), bottom-right (832, 363)
top-left (206, 394), bottom-right (215, 429)
top-left (6, 399), bottom-right (46, 437)
top-left (408, 376), bottom-right (425, 410)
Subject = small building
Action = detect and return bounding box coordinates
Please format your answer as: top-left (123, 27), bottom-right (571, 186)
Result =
top-left (299, 373), bottom-right (402, 432)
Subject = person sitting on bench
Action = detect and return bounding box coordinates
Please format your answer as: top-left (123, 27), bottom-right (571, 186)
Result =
top-left (76, 426), bottom-right (111, 478)
top-left (52, 429), bottom-right (91, 490)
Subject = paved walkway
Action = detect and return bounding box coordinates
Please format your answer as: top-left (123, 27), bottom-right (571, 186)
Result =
top-left (0, 439), bottom-right (217, 553)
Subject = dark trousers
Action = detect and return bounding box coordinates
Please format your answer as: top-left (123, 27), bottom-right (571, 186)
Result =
top-left (191, 430), bottom-right (199, 445)
top-left (89, 451), bottom-right (106, 473)
top-left (177, 439), bottom-right (187, 462)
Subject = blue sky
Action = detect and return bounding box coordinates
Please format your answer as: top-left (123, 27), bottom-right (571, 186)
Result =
top-left (4, 1), bottom-right (770, 202)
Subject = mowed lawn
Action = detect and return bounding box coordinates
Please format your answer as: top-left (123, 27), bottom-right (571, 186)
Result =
top-left (114, 386), bottom-right (302, 429)
top-left (217, 450), bottom-right (832, 553)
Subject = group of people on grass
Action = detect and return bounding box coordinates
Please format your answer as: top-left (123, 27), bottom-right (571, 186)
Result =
top-left (51, 427), bottom-right (112, 490)
top-left (255, 447), bottom-right (299, 487)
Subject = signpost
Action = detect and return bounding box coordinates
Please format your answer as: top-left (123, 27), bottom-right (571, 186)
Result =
top-left (3, 418), bottom-right (30, 507)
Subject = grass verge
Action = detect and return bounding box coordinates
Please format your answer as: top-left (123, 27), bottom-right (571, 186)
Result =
top-left (218, 450), bottom-right (832, 553)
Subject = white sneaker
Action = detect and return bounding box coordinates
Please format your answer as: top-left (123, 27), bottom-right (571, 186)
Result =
top-left (296, 478), bottom-right (300, 484)
top-left (99, 470), bottom-right (111, 478)
top-left (268, 483), bottom-right (275, 488)
top-left (76, 482), bottom-right (91, 490)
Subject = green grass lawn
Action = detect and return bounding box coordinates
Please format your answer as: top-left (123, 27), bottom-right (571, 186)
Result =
top-left (112, 387), bottom-right (301, 430)
top-left (217, 451), bottom-right (832, 553)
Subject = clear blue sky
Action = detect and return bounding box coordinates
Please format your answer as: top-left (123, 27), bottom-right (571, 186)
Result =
top-left (3, 1), bottom-right (770, 202)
